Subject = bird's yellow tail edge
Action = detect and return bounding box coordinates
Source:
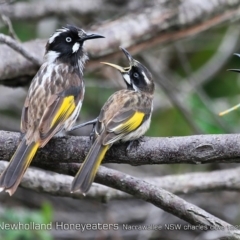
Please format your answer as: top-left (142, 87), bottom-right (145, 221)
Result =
top-left (87, 144), bottom-right (109, 182)
top-left (0, 140), bottom-right (40, 196)
top-left (71, 138), bottom-right (109, 194)
top-left (21, 141), bottom-right (39, 174)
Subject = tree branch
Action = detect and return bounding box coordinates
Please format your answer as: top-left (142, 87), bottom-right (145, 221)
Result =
top-left (0, 0), bottom-right (105, 21)
top-left (2, 130), bottom-right (240, 238)
top-left (3, 159), bottom-right (240, 201)
top-left (0, 161), bottom-right (127, 201)
top-left (8, 161), bottom-right (240, 239)
top-left (91, 165), bottom-right (240, 239)
top-left (1, 0), bottom-right (240, 83)
top-left (1, 161), bottom-right (240, 239)
top-left (1, 130), bottom-right (240, 165)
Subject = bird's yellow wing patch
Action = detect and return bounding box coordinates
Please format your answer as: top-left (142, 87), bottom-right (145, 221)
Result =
top-left (50, 95), bottom-right (76, 128)
top-left (111, 111), bottom-right (145, 133)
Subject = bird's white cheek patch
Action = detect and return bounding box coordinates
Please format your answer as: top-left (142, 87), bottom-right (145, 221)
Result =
top-left (123, 74), bottom-right (131, 85)
top-left (132, 84), bottom-right (138, 92)
top-left (72, 42), bottom-right (80, 53)
top-left (46, 51), bottom-right (60, 63)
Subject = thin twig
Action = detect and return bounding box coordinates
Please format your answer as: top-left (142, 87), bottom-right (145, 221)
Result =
top-left (0, 33), bottom-right (41, 65)
top-left (187, 26), bottom-right (240, 89)
top-left (1, 15), bottom-right (19, 41)
top-left (173, 41), bottom-right (233, 133)
top-left (141, 55), bottom-right (203, 134)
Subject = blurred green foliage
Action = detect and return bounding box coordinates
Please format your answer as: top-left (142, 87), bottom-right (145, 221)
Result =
top-left (1, 21), bottom-right (37, 41)
top-left (0, 203), bottom-right (53, 240)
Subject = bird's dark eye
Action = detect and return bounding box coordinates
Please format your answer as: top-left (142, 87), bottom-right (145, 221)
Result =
top-left (133, 72), bottom-right (139, 78)
top-left (66, 37), bottom-right (72, 43)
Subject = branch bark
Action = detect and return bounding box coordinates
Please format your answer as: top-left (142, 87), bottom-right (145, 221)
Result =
top-left (1, 130), bottom-right (240, 166)
top-left (2, 130), bottom-right (240, 238)
top-left (0, 39), bottom-right (43, 84)
top-left (93, 165), bottom-right (240, 239)
top-left (0, 0), bottom-right (104, 21)
top-left (3, 159), bottom-right (240, 200)
top-left (1, 0), bottom-right (240, 83)
top-left (1, 161), bottom-right (239, 239)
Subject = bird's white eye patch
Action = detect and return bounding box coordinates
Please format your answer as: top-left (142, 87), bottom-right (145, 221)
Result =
top-left (66, 37), bottom-right (72, 43)
top-left (123, 74), bottom-right (131, 85)
top-left (72, 42), bottom-right (80, 53)
top-left (48, 32), bottom-right (61, 44)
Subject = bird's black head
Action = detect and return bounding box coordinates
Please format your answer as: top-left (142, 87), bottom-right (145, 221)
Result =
top-left (45, 25), bottom-right (104, 68)
top-left (102, 47), bottom-right (154, 94)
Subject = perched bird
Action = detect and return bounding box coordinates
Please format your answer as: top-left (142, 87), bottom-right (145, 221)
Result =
top-left (71, 47), bottom-right (155, 194)
top-left (219, 53), bottom-right (240, 116)
top-left (0, 25), bottom-right (104, 195)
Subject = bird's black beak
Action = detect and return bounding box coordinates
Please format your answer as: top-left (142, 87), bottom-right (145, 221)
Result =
top-left (81, 33), bottom-right (105, 42)
top-left (120, 47), bottom-right (135, 66)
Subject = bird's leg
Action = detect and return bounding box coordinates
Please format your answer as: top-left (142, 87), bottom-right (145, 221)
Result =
top-left (89, 127), bottom-right (96, 143)
top-left (69, 118), bottom-right (98, 132)
top-left (126, 136), bottom-right (145, 152)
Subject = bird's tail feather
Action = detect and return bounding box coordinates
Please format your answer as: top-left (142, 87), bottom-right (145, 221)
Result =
top-left (71, 136), bottom-right (109, 194)
top-left (0, 138), bottom-right (39, 196)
